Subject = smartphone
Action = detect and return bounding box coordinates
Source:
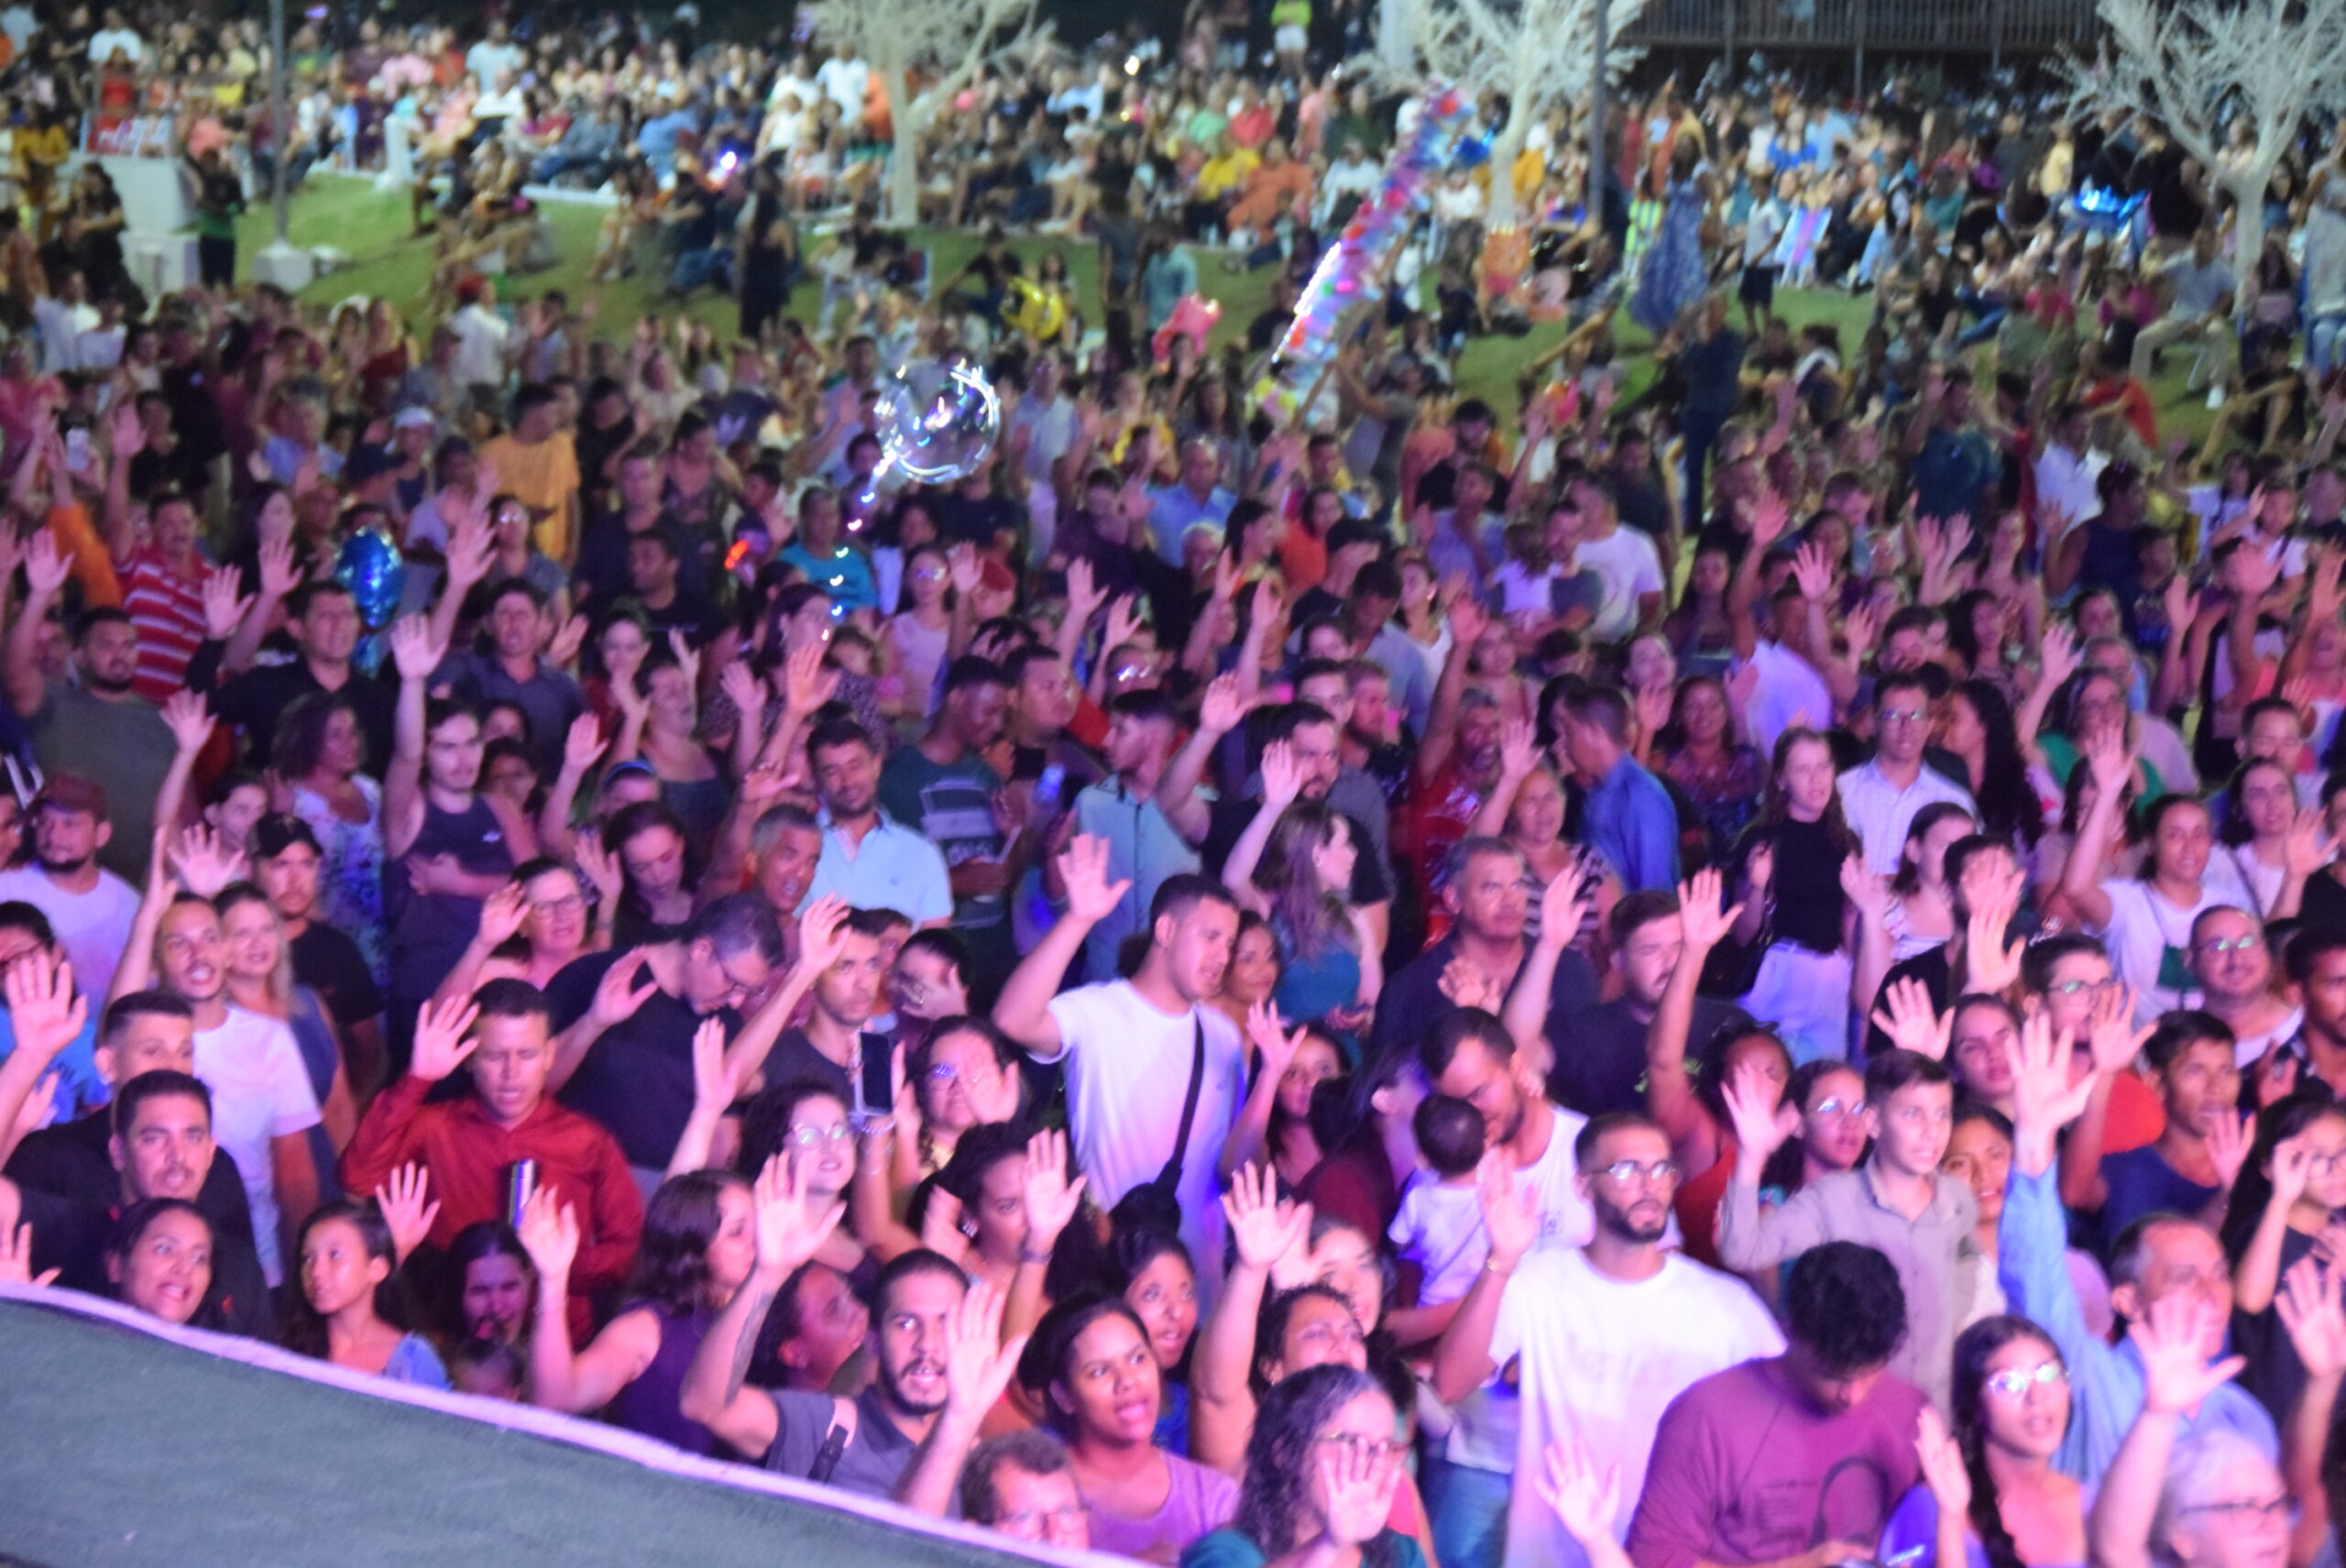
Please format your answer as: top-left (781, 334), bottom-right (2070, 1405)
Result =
top-left (856, 1040), bottom-right (893, 1117)
top-left (1033, 762), bottom-right (1066, 816)
top-left (64, 427), bottom-right (89, 474)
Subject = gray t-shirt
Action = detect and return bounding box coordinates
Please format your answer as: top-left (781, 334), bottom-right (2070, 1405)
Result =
top-left (758, 1384), bottom-right (919, 1502)
top-left (28, 682), bottom-right (172, 884)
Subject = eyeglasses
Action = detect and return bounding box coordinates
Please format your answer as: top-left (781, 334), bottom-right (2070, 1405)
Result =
top-left (1595, 1158), bottom-right (1683, 1186)
top-left (787, 1123), bottom-right (853, 1146)
top-left (1315, 1432), bottom-right (1405, 1463)
top-left (927, 1061), bottom-right (996, 1087)
top-left (2195, 935), bottom-right (2261, 955)
top-left (530, 894), bottom-right (586, 916)
top-left (2178, 1496), bottom-right (2294, 1525)
top-left (1808, 1097), bottom-right (1866, 1121)
top-left (1880, 707), bottom-right (1929, 727)
top-left (2048, 978), bottom-right (2121, 999)
top-left (991, 1506), bottom-right (1091, 1532)
top-left (1979, 1360), bottom-right (2067, 1398)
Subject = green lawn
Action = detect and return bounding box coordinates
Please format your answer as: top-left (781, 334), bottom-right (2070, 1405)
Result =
top-left (236, 176), bottom-right (2218, 441)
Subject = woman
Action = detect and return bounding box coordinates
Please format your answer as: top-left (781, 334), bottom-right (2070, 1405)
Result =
top-left (1758, 1059), bottom-right (1870, 1202)
top-left (284, 1200), bottom-right (449, 1387)
top-left (518, 1169), bottom-right (753, 1454)
top-left (1113, 1225), bottom-right (1202, 1455)
top-left (1728, 728), bottom-right (1864, 1065)
top-left (1878, 1316), bottom-right (2085, 1568)
top-left (1473, 721), bottom-right (1598, 950)
top-left (218, 882), bottom-right (357, 1156)
top-left (105, 1199), bottom-right (215, 1327)
top-left (882, 543), bottom-right (953, 728)
top-left (1941, 680), bottom-right (2044, 856)
top-left (583, 609), bottom-right (653, 737)
top-left (660, 411), bottom-right (735, 540)
top-left (1212, 915), bottom-right (1284, 1036)
top-left (612, 645), bottom-right (728, 857)
top-left (2221, 1094), bottom-right (2346, 1429)
top-left (446, 1220), bottom-right (536, 1346)
top-left (433, 860), bottom-right (603, 1007)
top-left (386, 616), bottom-right (535, 1056)
top-left (894, 1014), bottom-right (1026, 1187)
top-left (737, 162), bottom-right (800, 345)
top-left (1886, 804), bottom-right (1978, 962)
top-left (276, 690), bottom-right (389, 988)
top-left (1032, 1294), bottom-right (1238, 1562)
top-left (1655, 674), bottom-right (1766, 862)
top-left (2219, 757), bottom-right (2328, 922)
top-left (1630, 139), bottom-right (1715, 338)
top-left (1226, 770), bottom-right (1380, 1035)
top-left (1181, 1363), bottom-right (1420, 1568)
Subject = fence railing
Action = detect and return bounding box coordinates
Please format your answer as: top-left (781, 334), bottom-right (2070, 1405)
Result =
top-left (1621, 0), bottom-right (2103, 58)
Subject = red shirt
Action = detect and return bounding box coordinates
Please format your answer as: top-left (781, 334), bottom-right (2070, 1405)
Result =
top-left (116, 546), bottom-right (206, 703)
top-left (1398, 755), bottom-right (1488, 915)
top-left (340, 1073), bottom-right (644, 1339)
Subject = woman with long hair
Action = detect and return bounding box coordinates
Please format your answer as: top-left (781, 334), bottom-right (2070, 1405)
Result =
top-left (517, 1169), bottom-right (758, 1454)
top-left (1224, 1016), bottom-right (1345, 1191)
top-left (1885, 803), bottom-right (1979, 963)
top-left (1654, 673), bottom-right (1766, 862)
top-left (284, 1200), bottom-right (449, 1387)
top-left (1727, 727), bottom-right (1866, 1064)
top-left (882, 542), bottom-right (953, 729)
top-left (432, 860), bottom-right (605, 1009)
top-left (1879, 1315), bottom-right (2084, 1568)
top-left (1756, 1059), bottom-right (1870, 1201)
top-left (1181, 1363), bottom-right (1420, 1568)
top-left (1940, 679), bottom-right (2043, 854)
top-left (276, 689), bottom-right (389, 986)
top-left (1225, 747), bottom-right (1380, 1034)
top-left (610, 643), bottom-right (729, 857)
top-left (2218, 756), bottom-right (2330, 922)
top-left (1212, 914), bottom-right (1285, 1035)
top-left (1112, 1224), bottom-right (1203, 1454)
top-left (1474, 718), bottom-right (1606, 950)
top-left (445, 1220), bottom-right (536, 1346)
top-left (1028, 1294), bottom-right (1239, 1562)
top-left (218, 882), bottom-right (357, 1155)
top-left (891, 1014), bottom-right (1026, 1187)
top-left (2220, 1094), bottom-right (2346, 1428)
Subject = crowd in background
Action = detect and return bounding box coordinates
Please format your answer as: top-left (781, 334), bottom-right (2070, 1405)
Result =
top-left (5, 5), bottom-right (2346, 1568)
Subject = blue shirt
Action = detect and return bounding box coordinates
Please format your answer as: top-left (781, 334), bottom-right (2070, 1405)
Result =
top-left (0, 1002), bottom-right (104, 1122)
top-left (1912, 424), bottom-right (1996, 525)
top-left (1581, 755), bottom-right (1681, 893)
top-left (2000, 1163), bottom-right (2277, 1484)
top-left (2099, 1145), bottom-right (2220, 1245)
top-left (1146, 483), bottom-right (1234, 565)
top-left (778, 543), bottom-right (879, 612)
top-left (1073, 777), bottom-right (1202, 985)
top-left (800, 810), bottom-right (953, 927)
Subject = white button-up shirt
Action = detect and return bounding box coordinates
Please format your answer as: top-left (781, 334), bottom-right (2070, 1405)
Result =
top-left (1837, 758), bottom-right (1979, 873)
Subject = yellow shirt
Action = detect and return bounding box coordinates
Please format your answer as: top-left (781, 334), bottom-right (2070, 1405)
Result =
top-left (478, 432), bottom-right (582, 561)
top-left (1197, 148), bottom-right (1260, 201)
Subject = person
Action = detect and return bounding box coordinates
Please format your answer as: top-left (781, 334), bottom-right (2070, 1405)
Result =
top-left (1223, 742), bottom-right (1381, 1034)
top-left (251, 815), bottom-right (387, 1100)
top-left (1431, 1112), bottom-right (1783, 1568)
top-left (1730, 728), bottom-right (1865, 1064)
top-left (1716, 1047), bottom-right (1977, 1409)
top-left (0, 776), bottom-right (142, 1003)
top-left (1839, 669), bottom-right (1981, 875)
top-left (1180, 1364), bottom-right (1421, 1568)
top-left (1072, 686), bottom-right (1211, 984)
top-left (2082, 1011), bottom-right (2246, 1241)
top-left (1542, 891), bottom-right (1745, 1118)
top-left (2218, 1094), bottom-right (2346, 1425)
top-left (338, 982), bottom-right (643, 1343)
top-left (1561, 686), bottom-right (1679, 893)
top-left (100, 1196), bottom-right (217, 1326)
top-left (283, 1198), bottom-right (450, 1387)
top-left (1874, 1316), bottom-right (2088, 1568)
top-left (959, 1430), bottom-right (1094, 1551)
top-left (801, 718), bottom-right (954, 929)
top-left (1625, 1241), bottom-right (1927, 1567)
top-left (992, 841), bottom-right (1245, 1302)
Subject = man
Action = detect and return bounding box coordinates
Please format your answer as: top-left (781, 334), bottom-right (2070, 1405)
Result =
top-left (1837, 668), bottom-right (1979, 872)
top-left (5, 532), bottom-right (174, 881)
top-left (802, 719), bottom-right (952, 929)
top-left (478, 383), bottom-right (583, 561)
top-left (340, 981), bottom-right (642, 1340)
top-left (576, 448), bottom-right (695, 605)
top-left (761, 907), bottom-right (894, 1113)
top-left (1069, 687), bottom-right (1208, 984)
top-left (1902, 364), bottom-right (1997, 528)
top-left (190, 580), bottom-right (395, 777)
top-left (1716, 1048), bottom-right (1977, 1409)
top-left (2131, 224), bottom-right (2239, 400)
top-left (1421, 461), bottom-right (1506, 587)
top-left (2001, 1008), bottom-right (2277, 1482)
top-left (1544, 893), bottom-right (1745, 1116)
top-left (1349, 561), bottom-right (1435, 735)
top-left (777, 487), bottom-right (877, 615)
top-left (1374, 838), bottom-right (1598, 1064)
top-left (1402, 602), bottom-right (1511, 900)
top-left (153, 894), bottom-right (322, 1289)
top-left (1432, 1113), bottom-right (1783, 1568)
top-left (250, 815), bottom-right (385, 1099)
top-left (592, 529), bottom-right (721, 647)
top-left (882, 657), bottom-right (1019, 1000)
top-left (2034, 400), bottom-right (2107, 532)
top-left (1146, 438), bottom-right (1234, 565)
top-left (1627, 1242), bottom-right (1925, 1567)
top-left (1562, 685), bottom-right (1679, 893)
top-left (0, 777), bottom-right (141, 1003)
top-left (993, 842), bottom-right (1245, 1302)
top-left (432, 579), bottom-right (586, 777)
top-left (956, 1431), bottom-right (1091, 1550)
top-left (1564, 468), bottom-right (1666, 643)
top-left (545, 894), bottom-right (792, 1175)
top-left (448, 278), bottom-right (512, 388)
top-left (0, 905), bottom-right (103, 1117)
top-left (2280, 927), bottom-right (2346, 1093)
top-left (996, 645), bottom-right (1101, 796)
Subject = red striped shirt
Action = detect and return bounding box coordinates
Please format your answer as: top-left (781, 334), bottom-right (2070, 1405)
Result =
top-left (117, 547), bottom-right (206, 703)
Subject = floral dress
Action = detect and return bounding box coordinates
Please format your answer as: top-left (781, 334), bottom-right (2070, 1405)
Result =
top-left (1631, 174), bottom-right (1711, 336)
top-left (295, 776), bottom-right (389, 989)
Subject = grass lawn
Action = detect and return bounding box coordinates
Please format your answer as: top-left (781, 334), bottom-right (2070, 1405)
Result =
top-left (237, 175), bottom-right (2220, 444)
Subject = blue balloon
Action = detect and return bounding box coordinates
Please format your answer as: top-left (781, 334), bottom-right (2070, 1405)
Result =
top-left (334, 524), bottom-right (407, 630)
top-left (1453, 134), bottom-right (1492, 170)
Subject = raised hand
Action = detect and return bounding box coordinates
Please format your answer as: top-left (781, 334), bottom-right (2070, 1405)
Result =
top-left (1259, 739), bottom-right (1302, 810)
top-left (373, 1163), bottom-right (441, 1265)
top-left (588, 950), bottom-right (662, 1030)
top-left (574, 826), bottom-right (623, 906)
top-left (1722, 1056), bottom-right (1797, 1167)
top-left (545, 613), bottom-right (589, 671)
top-left (1019, 1126), bottom-right (1088, 1258)
top-left (1198, 672), bottom-right (1244, 736)
top-left (2035, 620), bottom-right (2080, 696)
top-left (1962, 861), bottom-right (2026, 995)
top-left (1221, 1161), bottom-right (1311, 1273)
top-left (200, 565), bottom-right (255, 641)
top-left (1246, 998), bottom-right (1305, 1079)
top-left (2, 950), bottom-right (84, 1069)
top-left (1540, 860), bottom-right (1591, 948)
top-left (1676, 866), bottom-right (1745, 955)
top-left (2083, 982), bottom-right (2153, 1079)
top-left (2006, 1008), bottom-right (2090, 1149)
top-left (20, 529), bottom-right (71, 600)
top-left (1444, 582), bottom-right (1490, 651)
top-left (1437, 953), bottom-right (1505, 1014)
top-left (1869, 976), bottom-right (1952, 1060)
top-left (562, 713), bottom-right (608, 777)
top-left (782, 638), bottom-right (839, 716)
top-left (718, 660), bottom-right (765, 729)
top-left (921, 1187), bottom-right (971, 1265)
top-left (2270, 1134), bottom-right (2318, 1213)
top-left (1913, 1405), bottom-right (1973, 1517)
top-left (750, 1150), bottom-right (846, 1279)
top-left (0, 1218), bottom-right (58, 1288)
top-left (665, 630), bottom-right (702, 696)
top-left (793, 894), bottom-right (854, 979)
top-left (475, 881), bottom-right (530, 949)
top-left (689, 1015), bottom-right (744, 1116)
top-left (2286, 808), bottom-right (2339, 879)
top-left (1498, 718), bottom-right (1540, 781)
top-left (2132, 1289), bottom-right (2243, 1415)
top-left (159, 689), bottom-right (216, 757)
top-left (1536, 1437), bottom-right (1622, 1549)
top-left (1633, 681), bottom-right (1674, 744)
top-left (1314, 1431), bottom-right (1401, 1551)
top-left (1475, 1148), bottom-right (1538, 1272)
top-left (169, 824), bottom-right (248, 898)
top-left (940, 1279), bottom-right (1029, 1417)
top-left (515, 1186), bottom-right (581, 1283)
top-left (1838, 852), bottom-right (1890, 923)
top-left (388, 615), bottom-right (447, 684)
top-left (258, 536), bottom-right (301, 603)
top-left (1056, 834), bottom-right (1133, 927)
top-left (2206, 1108), bottom-right (2252, 1193)
top-left (410, 994), bottom-right (482, 1083)
top-left (2278, 1255), bottom-right (2346, 1379)
top-left (1791, 539), bottom-right (1836, 605)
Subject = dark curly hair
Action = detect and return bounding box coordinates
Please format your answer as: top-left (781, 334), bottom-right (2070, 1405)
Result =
top-left (631, 1169), bottom-right (748, 1312)
top-left (1950, 1316), bottom-right (2065, 1568)
top-left (1785, 1241), bottom-right (1907, 1375)
top-left (1231, 1364), bottom-right (1396, 1566)
top-left (1022, 1293), bottom-right (1156, 1440)
top-left (271, 689), bottom-right (365, 780)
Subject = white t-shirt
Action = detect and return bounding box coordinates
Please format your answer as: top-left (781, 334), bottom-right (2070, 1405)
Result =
top-left (449, 304), bottom-right (510, 389)
top-left (814, 57), bottom-right (870, 118)
top-left (1739, 639), bottom-right (1834, 756)
top-left (0, 864), bottom-right (139, 1003)
top-left (195, 1006), bottom-right (323, 1288)
top-left (466, 39), bottom-right (522, 90)
top-left (1387, 1172), bottom-right (1486, 1307)
top-left (2097, 869), bottom-right (2255, 1025)
top-left (1040, 981), bottom-right (1246, 1309)
top-left (1490, 1249), bottom-right (1785, 1568)
top-left (1573, 527), bottom-right (1665, 644)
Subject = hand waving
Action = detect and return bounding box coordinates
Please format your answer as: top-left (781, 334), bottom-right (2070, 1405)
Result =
top-left (1056, 834), bottom-right (1133, 926)
top-left (373, 1163), bottom-right (441, 1265)
top-left (1221, 1161), bottom-right (1311, 1274)
top-left (1019, 1126), bottom-right (1088, 1258)
top-left (410, 994), bottom-right (482, 1083)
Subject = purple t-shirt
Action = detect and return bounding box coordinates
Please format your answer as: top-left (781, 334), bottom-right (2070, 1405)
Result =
top-left (1626, 1357), bottom-right (1925, 1568)
top-left (1087, 1453), bottom-right (1241, 1563)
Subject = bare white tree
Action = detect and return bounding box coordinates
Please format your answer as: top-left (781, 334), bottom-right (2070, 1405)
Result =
top-left (1379, 0), bottom-right (1648, 226)
top-left (2062, 0), bottom-right (2346, 275)
top-left (801, 0), bottom-right (1045, 225)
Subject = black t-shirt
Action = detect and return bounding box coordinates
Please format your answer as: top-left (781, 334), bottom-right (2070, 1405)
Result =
top-left (1749, 816), bottom-right (1849, 954)
top-left (2302, 871), bottom-right (2346, 936)
top-left (547, 949), bottom-right (740, 1170)
top-left (764, 1026), bottom-right (892, 1111)
top-left (1370, 933), bottom-right (1599, 1066)
top-left (290, 921), bottom-right (384, 1026)
top-left (937, 489), bottom-right (1025, 550)
top-left (1549, 995), bottom-right (1749, 1117)
top-left (127, 441), bottom-right (211, 503)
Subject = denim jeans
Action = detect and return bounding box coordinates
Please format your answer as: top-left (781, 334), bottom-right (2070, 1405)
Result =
top-left (1421, 1454), bottom-right (1511, 1568)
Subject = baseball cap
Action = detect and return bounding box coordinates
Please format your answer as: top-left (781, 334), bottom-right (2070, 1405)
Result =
top-left (249, 813), bottom-right (322, 861)
top-left (34, 773), bottom-right (108, 821)
top-left (393, 406), bottom-right (438, 432)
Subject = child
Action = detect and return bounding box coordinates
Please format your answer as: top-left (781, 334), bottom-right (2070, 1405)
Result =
top-left (1386, 1094), bottom-right (1491, 1323)
top-left (446, 1336), bottom-right (526, 1401)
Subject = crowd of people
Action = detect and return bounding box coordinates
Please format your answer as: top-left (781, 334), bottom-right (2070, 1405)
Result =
top-left (10, 4), bottom-right (2346, 1568)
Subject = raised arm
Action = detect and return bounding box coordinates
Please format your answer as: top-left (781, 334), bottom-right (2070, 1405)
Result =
top-left (1470, 720), bottom-right (1540, 840)
top-left (517, 1190), bottom-right (663, 1415)
top-left (4, 529), bottom-right (72, 721)
top-left (1190, 1164), bottom-right (1310, 1474)
top-left (1157, 673), bottom-right (1244, 848)
top-left (2055, 727), bottom-right (2133, 933)
top-left (1222, 740), bottom-right (1302, 917)
top-left (1428, 1149), bottom-right (1537, 1403)
top-left (2088, 1299), bottom-right (2249, 1568)
top-left (991, 836), bottom-right (1129, 1061)
top-left (1647, 869), bottom-right (1741, 1159)
top-left (1218, 1003), bottom-right (1304, 1182)
top-left (1499, 866), bottom-right (1589, 1079)
top-left (384, 616), bottom-right (450, 862)
top-left (894, 1283), bottom-right (1028, 1517)
top-left (1412, 589), bottom-right (1485, 786)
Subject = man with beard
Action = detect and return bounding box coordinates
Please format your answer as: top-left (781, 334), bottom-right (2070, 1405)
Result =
top-left (0, 780), bottom-right (140, 1028)
top-left (1429, 1113), bottom-right (1781, 1568)
top-left (5, 532), bottom-right (175, 882)
top-left (759, 907), bottom-right (893, 1111)
top-left (993, 839), bottom-right (1244, 1307)
top-left (1540, 892), bottom-right (1748, 1117)
top-left (146, 893), bottom-right (323, 1291)
top-left (189, 579), bottom-right (395, 781)
top-left (801, 719), bottom-right (952, 930)
top-left (684, 1148), bottom-right (969, 1502)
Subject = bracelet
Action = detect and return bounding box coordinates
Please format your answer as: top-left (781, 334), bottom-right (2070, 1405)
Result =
top-left (1020, 1245), bottom-right (1057, 1265)
top-left (1484, 1255), bottom-right (1516, 1277)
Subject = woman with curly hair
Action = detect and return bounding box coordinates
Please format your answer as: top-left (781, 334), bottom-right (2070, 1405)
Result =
top-left (1181, 1362), bottom-right (1422, 1568)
